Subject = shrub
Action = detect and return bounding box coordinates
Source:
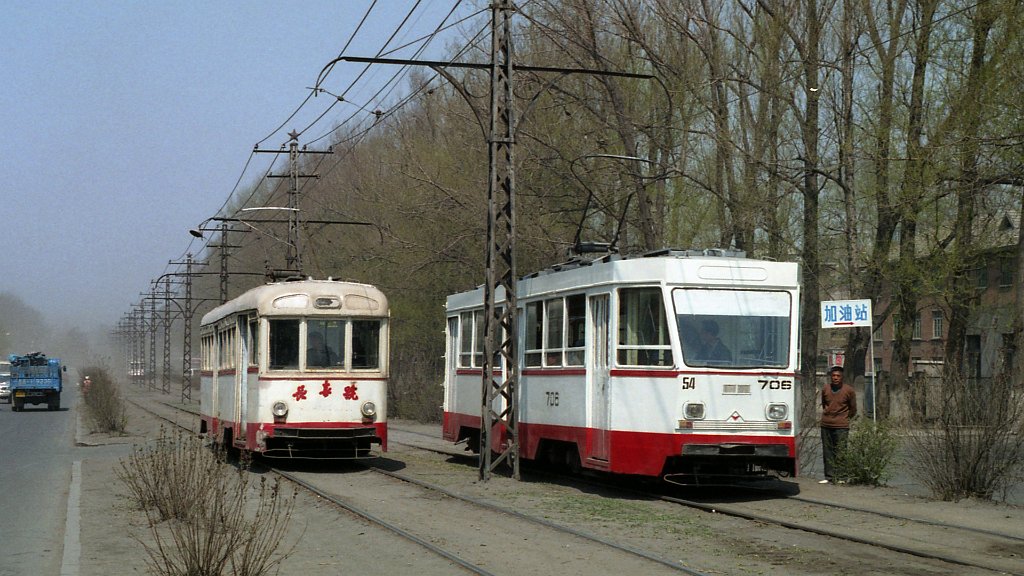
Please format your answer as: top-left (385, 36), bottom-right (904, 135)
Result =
top-left (904, 371), bottom-right (1024, 501)
top-left (118, 427), bottom-right (225, 520)
top-left (119, 427), bottom-right (299, 576)
top-left (80, 366), bottom-right (127, 433)
top-left (832, 418), bottom-right (898, 486)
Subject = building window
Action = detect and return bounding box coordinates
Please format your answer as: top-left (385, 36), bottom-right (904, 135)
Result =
top-left (912, 313), bottom-right (922, 340)
top-left (965, 335), bottom-right (982, 379)
top-left (999, 256), bottom-right (1014, 288)
top-left (931, 310), bottom-right (943, 340)
top-left (1002, 333), bottom-right (1016, 374)
top-left (974, 267), bottom-right (988, 289)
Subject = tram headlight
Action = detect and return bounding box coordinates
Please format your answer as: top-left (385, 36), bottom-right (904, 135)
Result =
top-left (272, 401), bottom-right (289, 418)
top-left (683, 402), bottom-right (705, 420)
top-left (360, 401), bottom-right (377, 419)
top-left (767, 403), bottom-right (788, 421)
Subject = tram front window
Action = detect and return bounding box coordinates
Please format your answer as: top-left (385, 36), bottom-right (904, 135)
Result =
top-left (307, 319), bottom-right (345, 369)
top-left (673, 289), bottom-right (791, 369)
top-left (269, 319), bottom-right (300, 370)
top-left (352, 320), bottom-right (381, 369)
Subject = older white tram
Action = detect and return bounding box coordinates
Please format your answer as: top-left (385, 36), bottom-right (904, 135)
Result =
top-left (199, 279), bottom-right (389, 459)
top-left (443, 250), bottom-right (800, 481)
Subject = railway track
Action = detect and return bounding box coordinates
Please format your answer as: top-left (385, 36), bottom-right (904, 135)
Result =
top-left (128, 398), bottom-right (708, 575)
top-left (388, 423), bottom-right (1024, 576)
top-left (129, 397), bottom-right (1023, 575)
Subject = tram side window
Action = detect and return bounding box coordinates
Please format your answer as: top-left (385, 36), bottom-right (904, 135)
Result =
top-left (523, 295), bottom-right (586, 367)
top-left (617, 288), bottom-right (673, 367)
top-left (566, 294), bottom-right (586, 366)
top-left (217, 330), bottom-right (229, 369)
top-left (545, 299), bottom-right (565, 366)
top-left (459, 312), bottom-right (474, 368)
top-left (201, 334), bottom-right (214, 370)
top-left (524, 302), bottom-right (542, 367)
top-left (269, 319), bottom-right (300, 370)
top-left (474, 310), bottom-right (485, 366)
top-left (249, 318), bottom-right (259, 366)
top-left (352, 320), bottom-right (381, 369)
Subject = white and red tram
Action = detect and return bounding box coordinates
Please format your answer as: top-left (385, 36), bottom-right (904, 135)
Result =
top-left (443, 249), bottom-right (800, 481)
top-left (199, 279), bottom-right (389, 459)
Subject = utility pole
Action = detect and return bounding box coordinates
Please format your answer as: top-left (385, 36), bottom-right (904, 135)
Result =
top-left (480, 0), bottom-right (519, 481)
top-left (256, 131), bottom-right (331, 277)
top-left (318, 2), bottom-right (651, 482)
top-left (162, 277), bottom-right (172, 394)
top-left (183, 253), bottom-right (193, 403)
top-left (148, 286), bottom-right (157, 390)
top-left (165, 254), bottom-right (199, 403)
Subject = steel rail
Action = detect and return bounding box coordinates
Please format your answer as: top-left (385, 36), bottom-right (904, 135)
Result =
top-left (126, 399), bottom-right (494, 576)
top-left (387, 424), bottom-right (1024, 576)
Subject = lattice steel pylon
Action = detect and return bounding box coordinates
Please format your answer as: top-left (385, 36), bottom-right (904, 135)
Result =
top-left (148, 287), bottom-right (157, 390)
top-left (162, 277), bottom-right (172, 394)
top-left (182, 253), bottom-right (194, 403)
top-left (479, 0), bottom-right (519, 481)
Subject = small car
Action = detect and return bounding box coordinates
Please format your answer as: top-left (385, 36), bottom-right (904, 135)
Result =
top-left (0, 382), bottom-right (10, 403)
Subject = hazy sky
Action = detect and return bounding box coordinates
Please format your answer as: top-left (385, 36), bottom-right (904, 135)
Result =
top-left (1, 1), bottom-right (482, 331)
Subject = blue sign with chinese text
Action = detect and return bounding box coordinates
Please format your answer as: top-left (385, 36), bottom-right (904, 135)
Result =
top-left (821, 299), bottom-right (872, 328)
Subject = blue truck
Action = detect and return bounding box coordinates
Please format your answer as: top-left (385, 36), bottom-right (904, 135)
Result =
top-left (9, 352), bottom-right (64, 411)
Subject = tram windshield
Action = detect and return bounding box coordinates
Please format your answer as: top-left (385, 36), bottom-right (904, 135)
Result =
top-left (673, 288), bottom-right (791, 369)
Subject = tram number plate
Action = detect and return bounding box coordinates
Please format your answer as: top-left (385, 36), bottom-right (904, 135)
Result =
top-left (545, 391), bottom-right (560, 406)
top-left (759, 379), bottom-right (793, 390)
top-left (680, 377), bottom-right (696, 390)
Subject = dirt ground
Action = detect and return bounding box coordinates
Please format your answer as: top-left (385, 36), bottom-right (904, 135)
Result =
top-left (74, 392), bottom-right (1024, 576)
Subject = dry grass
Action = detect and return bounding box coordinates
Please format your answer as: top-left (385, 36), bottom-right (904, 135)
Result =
top-left (118, 428), bottom-right (300, 576)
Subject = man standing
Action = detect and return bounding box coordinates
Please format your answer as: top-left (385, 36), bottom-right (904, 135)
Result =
top-left (820, 365), bottom-right (857, 484)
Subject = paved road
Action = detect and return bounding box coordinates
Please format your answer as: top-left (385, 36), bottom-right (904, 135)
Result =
top-left (0, 383), bottom-right (136, 576)
top-left (0, 389), bottom-right (79, 576)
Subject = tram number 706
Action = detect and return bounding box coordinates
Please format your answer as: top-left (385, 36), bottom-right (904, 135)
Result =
top-left (759, 379), bottom-right (793, 390)
top-left (545, 391), bottom-right (560, 406)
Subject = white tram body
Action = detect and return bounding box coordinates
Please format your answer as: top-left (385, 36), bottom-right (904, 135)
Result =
top-left (199, 279), bottom-right (389, 459)
top-left (443, 250), bottom-right (800, 480)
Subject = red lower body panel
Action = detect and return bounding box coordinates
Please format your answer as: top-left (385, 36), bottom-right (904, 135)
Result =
top-left (443, 411), bottom-right (795, 477)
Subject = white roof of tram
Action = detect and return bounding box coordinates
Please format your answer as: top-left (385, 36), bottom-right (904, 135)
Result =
top-left (446, 250), bottom-right (800, 312)
top-left (201, 279), bottom-right (389, 326)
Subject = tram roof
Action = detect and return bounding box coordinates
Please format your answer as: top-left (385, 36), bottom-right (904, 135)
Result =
top-left (201, 279), bottom-right (388, 325)
top-left (446, 249), bottom-right (799, 311)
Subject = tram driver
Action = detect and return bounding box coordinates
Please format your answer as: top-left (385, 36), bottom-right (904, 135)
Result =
top-left (697, 320), bottom-right (732, 364)
top-left (307, 331), bottom-right (339, 368)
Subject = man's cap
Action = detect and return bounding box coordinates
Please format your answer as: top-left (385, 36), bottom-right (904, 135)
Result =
top-left (829, 365), bottom-right (844, 373)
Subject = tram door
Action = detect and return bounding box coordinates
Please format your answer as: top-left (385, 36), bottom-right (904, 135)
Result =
top-left (235, 317), bottom-right (249, 431)
top-left (588, 294), bottom-right (610, 460)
